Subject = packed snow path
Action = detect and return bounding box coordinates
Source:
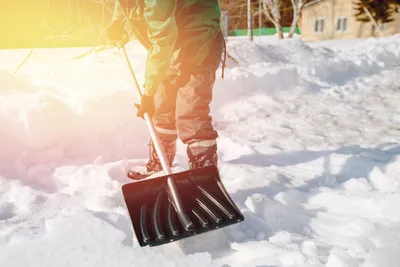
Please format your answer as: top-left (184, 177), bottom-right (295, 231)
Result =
top-left (1, 35), bottom-right (400, 267)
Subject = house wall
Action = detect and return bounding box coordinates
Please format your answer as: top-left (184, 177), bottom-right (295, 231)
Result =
top-left (332, 0), bottom-right (367, 39)
top-left (301, 0), bottom-right (400, 42)
top-left (301, 0), bottom-right (335, 42)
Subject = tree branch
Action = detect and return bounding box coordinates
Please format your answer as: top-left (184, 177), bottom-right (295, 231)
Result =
top-left (262, 1), bottom-right (278, 25)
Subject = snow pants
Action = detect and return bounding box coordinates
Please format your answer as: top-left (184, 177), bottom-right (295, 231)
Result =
top-left (151, 31), bottom-right (224, 158)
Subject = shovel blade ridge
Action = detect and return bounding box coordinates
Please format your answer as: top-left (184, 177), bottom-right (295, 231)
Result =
top-left (122, 165), bottom-right (245, 247)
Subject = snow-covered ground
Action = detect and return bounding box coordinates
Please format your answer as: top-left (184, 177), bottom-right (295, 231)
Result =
top-left (1, 34), bottom-right (400, 267)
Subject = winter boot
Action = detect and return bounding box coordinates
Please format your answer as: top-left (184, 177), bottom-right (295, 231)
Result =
top-left (187, 143), bottom-right (218, 170)
top-left (127, 139), bottom-right (176, 180)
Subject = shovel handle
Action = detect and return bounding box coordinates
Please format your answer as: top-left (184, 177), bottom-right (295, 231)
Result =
top-left (120, 46), bottom-right (172, 175)
top-left (120, 46), bottom-right (194, 231)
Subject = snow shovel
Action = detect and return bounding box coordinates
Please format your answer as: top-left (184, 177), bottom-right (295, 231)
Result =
top-left (119, 46), bottom-right (244, 247)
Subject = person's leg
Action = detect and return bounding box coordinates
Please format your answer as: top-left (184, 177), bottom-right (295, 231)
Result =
top-left (127, 65), bottom-right (180, 179)
top-left (175, 32), bottom-right (224, 169)
top-left (151, 64), bottom-right (181, 143)
top-left (146, 63), bottom-right (181, 169)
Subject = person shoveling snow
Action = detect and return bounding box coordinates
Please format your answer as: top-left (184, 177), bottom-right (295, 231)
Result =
top-left (106, 0), bottom-right (227, 180)
top-left (105, 0), bottom-right (243, 247)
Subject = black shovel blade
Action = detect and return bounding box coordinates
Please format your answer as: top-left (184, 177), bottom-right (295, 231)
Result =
top-left (121, 165), bottom-right (244, 247)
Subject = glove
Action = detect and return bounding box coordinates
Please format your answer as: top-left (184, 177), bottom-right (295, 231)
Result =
top-left (135, 94), bottom-right (154, 119)
top-left (106, 20), bottom-right (129, 46)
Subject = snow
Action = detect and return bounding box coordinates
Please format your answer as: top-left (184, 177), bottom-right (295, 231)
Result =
top-left (1, 34), bottom-right (400, 266)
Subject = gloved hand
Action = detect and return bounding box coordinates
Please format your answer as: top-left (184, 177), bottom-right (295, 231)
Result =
top-left (106, 20), bottom-right (129, 46)
top-left (135, 94), bottom-right (155, 119)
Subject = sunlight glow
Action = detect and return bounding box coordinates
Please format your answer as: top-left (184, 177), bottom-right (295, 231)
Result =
top-left (1, 0), bottom-right (113, 49)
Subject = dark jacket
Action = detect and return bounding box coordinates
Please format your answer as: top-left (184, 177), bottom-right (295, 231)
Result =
top-left (113, 0), bottom-right (223, 96)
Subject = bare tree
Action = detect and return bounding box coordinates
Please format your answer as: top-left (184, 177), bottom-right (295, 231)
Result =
top-left (88, 0), bottom-right (114, 46)
top-left (262, 0), bottom-right (284, 39)
top-left (287, 0), bottom-right (310, 38)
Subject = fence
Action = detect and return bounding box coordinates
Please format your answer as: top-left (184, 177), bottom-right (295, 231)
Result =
top-left (230, 27), bottom-right (301, 36)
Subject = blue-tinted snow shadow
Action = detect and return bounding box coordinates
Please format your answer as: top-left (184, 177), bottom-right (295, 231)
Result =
top-left (91, 211), bottom-right (134, 247)
top-left (226, 143), bottom-right (400, 189)
top-left (224, 143), bottom-right (400, 213)
top-left (195, 142), bottom-right (400, 265)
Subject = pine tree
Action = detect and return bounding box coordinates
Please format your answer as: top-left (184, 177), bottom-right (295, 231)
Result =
top-left (390, 0), bottom-right (400, 12)
top-left (353, 0), bottom-right (396, 23)
top-left (353, 0), bottom-right (399, 36)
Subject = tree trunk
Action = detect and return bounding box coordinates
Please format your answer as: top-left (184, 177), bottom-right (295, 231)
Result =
top-left (248, 0), bottom-right (253, 41)
top-left (371, 23), bottom-right (375, 37)
top-left (262, 0), bottom-right (284, 39)
top-left (287, 11), bottom-right (298, 38)
top-left (363, 5), bottom-right (382, 37)
top-left (276, 22), bottom-right (284, 39)
top-left (288, 0), bottom-right (309, 38)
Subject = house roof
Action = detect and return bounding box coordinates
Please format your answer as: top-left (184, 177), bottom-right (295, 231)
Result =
top-left (304, 0), bottom-right (327, 8)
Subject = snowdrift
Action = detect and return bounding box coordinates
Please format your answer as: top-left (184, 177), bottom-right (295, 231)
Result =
top-left (1, 36), bottom-right (399, 181)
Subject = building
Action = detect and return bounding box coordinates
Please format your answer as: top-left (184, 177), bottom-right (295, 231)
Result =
top-left (300, 0), bottom-right (400, 42)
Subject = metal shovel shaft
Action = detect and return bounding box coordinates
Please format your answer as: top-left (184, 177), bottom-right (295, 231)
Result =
top-left (120, 47), bottom-right (194, 231)
top-left (120, 47), bottom-right (171, 174)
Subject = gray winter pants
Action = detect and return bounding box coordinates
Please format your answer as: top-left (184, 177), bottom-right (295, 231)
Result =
top-left (152, 32), bottom-right (224, 158)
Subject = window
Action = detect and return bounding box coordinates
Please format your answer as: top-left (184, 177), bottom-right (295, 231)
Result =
top-left (336, 17), bottom-right (348, 32)
top-left (313, 18), bottom-right (326, 33)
